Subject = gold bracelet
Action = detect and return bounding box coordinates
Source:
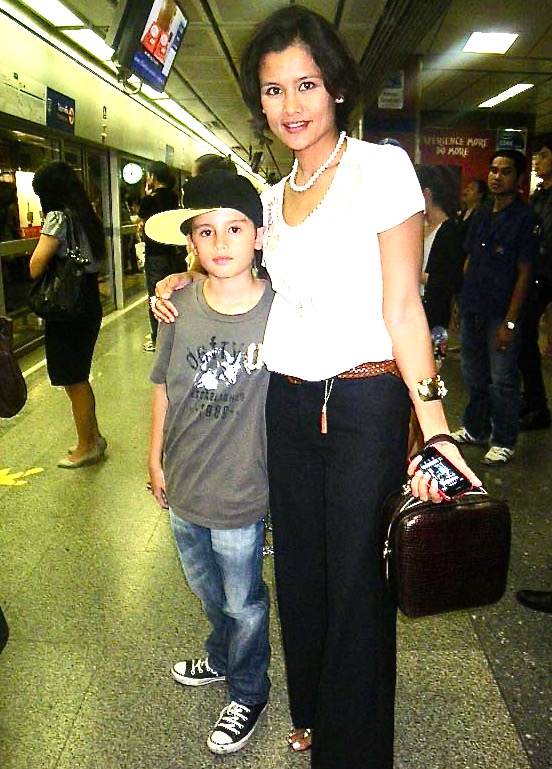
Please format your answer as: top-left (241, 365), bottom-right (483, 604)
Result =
top-left (417, 375), bottom-right (447, 401)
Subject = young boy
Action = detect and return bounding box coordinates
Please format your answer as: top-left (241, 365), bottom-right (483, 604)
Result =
top-left (146, 170), bottom-right (273, 754)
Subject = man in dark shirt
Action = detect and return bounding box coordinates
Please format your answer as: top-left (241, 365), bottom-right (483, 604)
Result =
top-left (137, 161), bottom-right (184, 351)
top-left (518, 136), bottom-right (552, 430)
top-left (452, 150), bottom-right (538, 465)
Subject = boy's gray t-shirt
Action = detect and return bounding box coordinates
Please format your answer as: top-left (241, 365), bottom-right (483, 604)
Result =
top-left (151, 280), bottom-right (274, 529)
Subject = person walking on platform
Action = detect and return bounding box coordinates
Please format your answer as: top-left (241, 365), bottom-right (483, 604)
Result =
top-left (150, 7), bottom-right (480, 768)
top-left (147, 171), bottom-right (273, 755)
top-left (137, 161), bottom-right (184, 351)
top-left (518, 136), bottom-right (552, 430)
top-left (452, 149), bottom-right (539, 465)
top-left (30, 162), bottom-right (107, 469)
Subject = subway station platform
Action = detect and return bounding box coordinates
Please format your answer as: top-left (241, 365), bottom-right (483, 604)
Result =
top-left (0, 301), bottom-right (550, 769)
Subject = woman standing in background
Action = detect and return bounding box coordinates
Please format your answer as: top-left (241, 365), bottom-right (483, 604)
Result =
top-left (30, 162), bottom-right (106, 468)
top-left (417, 164), bottom-right (465, 330)
top-left (457, 178), bottom-right (488, 244)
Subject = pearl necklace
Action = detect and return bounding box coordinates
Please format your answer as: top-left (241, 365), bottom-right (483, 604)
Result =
top-left (288, 131), bottom-right (347, 192)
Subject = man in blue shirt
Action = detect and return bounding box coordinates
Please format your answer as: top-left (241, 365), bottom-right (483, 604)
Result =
top-left (452, 150), bottom-right (538, 465)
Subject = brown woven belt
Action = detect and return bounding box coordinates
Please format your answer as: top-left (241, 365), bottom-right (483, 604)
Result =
top-left (284, 359), bottom-right (401, 385)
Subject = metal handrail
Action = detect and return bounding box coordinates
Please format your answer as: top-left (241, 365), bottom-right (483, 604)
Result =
top-left (0, 238), bottom-right (39, 258)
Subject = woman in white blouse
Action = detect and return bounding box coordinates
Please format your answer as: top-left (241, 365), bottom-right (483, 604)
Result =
top-left (152, 6), bottom-right (480, 768)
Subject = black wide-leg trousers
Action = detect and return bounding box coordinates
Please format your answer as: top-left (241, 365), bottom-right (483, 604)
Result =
top-left (266, 372), bottom-right (410, 769)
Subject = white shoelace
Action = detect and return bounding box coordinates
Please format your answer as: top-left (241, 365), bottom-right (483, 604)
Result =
top-left (191, 657), bottom-right (218, 675)
top-left (215, 702), bottom-right (251, 736)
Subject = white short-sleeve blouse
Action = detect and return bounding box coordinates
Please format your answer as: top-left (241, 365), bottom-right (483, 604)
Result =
top-left (261, 137), bottom-right (425, 381)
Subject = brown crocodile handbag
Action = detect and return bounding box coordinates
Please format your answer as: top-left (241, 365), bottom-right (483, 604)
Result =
top-left (382, 485), bottom-right (511, 618)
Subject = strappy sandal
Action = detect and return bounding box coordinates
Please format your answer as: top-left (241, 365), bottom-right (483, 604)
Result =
top-left (288, 727), bottom-right (312, 752)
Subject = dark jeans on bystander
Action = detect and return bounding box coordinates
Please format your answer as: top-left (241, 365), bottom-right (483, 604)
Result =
top-left (460, 312), bottom-right (522, 448)
top-left (518, 277), bottom-right (552, 413)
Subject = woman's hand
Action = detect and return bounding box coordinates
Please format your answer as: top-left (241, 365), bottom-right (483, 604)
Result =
top-left (407, 439), bottom-right (482, 503)
top-left (151, 294), bottom-right (179, 324)
top-left (148, 466), bottom-right (168, 509)
top-left (152, 271), bottom-right (198, 323)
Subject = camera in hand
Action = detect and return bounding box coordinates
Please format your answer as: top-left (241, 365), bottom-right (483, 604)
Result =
top-left (417, 446), bottom-right (473, 501)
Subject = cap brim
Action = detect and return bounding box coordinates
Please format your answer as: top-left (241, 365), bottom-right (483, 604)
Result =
top-left (144, 208), bottom-right (219, 245)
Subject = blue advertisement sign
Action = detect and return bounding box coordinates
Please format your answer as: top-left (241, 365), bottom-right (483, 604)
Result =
top-left (496, 128), bottom-right (526, 152)
top-left (46, 88), bottom-right (75, 133)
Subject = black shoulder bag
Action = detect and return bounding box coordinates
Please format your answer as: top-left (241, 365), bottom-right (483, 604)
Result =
top-left (28, 209), bottom-right (90, 321)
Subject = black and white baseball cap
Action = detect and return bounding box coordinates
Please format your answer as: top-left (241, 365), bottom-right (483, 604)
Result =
top-left (145, 170), bottom-right (263, 245)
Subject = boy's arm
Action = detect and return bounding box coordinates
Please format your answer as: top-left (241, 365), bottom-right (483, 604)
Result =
top-left (149, 383), bottom-right (169, 509)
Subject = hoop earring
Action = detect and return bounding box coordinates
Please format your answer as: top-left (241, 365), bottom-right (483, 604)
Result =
top-left (335, 96), bottom-right (344, 104)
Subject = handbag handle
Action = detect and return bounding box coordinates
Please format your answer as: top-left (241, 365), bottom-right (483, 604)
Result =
top-left (382, 484), bottom-right (490, 585)
top-left (63, 209), bottom-right (89, 265)
top-left (397, 483), bottom-right (488, 514)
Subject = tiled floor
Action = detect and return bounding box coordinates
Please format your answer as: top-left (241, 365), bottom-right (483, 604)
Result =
top-left (0, 303), bottom-right (550, 768)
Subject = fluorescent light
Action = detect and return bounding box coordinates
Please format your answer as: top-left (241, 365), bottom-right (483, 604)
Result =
top-left (141, 84), bottom-right (169, 100)
top-left (479, 83), bottom-right (533, 108)
top-left (463, 32), bottom-right (518, 54)
top-left (21, 0), bottom-right (83, 27)
top-left (160, 99), bottom-right (191, 123)
top-left (63, 29), bottom-right (115, 61)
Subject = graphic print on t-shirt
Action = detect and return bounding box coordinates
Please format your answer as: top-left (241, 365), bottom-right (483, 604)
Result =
top-left (190, 336), bottom-right (264, 391)
top-left (185, 335), bottom-right (265, 422)
top-left (195, 346), bottom-right (242, 390)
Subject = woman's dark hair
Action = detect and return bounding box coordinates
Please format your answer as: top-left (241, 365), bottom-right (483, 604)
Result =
top-left (194, 154), bottom-right (237, 175)
top-left (466, 179), bottom-right (488, 198)
top-left (536, 134), bottom-right (552, 153)
top-left (240, 5), bottom-right (361, 133)
top-left (32, 161), bottom-right (106, 260)
top-left (147, 160), bottom-right (176, 189)
top-left (416, 165), bottom-right (459, 221)
top-left (464, 178), bottom-right (488, 208)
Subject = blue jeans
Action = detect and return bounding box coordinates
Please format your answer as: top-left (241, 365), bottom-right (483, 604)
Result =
top-left (169, 512), bottom-right (270, 706)
top-left (460, 312), bottom-right (522, 449)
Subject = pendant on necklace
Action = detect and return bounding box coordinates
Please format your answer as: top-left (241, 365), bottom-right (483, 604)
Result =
top-left (320, 377), bottom-right (335, 434)
top-left (320, 404), bottom-right (328, 435)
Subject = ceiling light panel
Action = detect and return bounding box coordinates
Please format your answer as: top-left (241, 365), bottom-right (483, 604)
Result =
top-left (21, 0), bottom-right (83, 27)
top-left (63, 28), bottom-right (114, 61)
top-left (479, 83), bottom-right (534, 108)
top-left (140, 84), bottom-right (169, 100)
top-left (463, 32), bottom-right (519, 55)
